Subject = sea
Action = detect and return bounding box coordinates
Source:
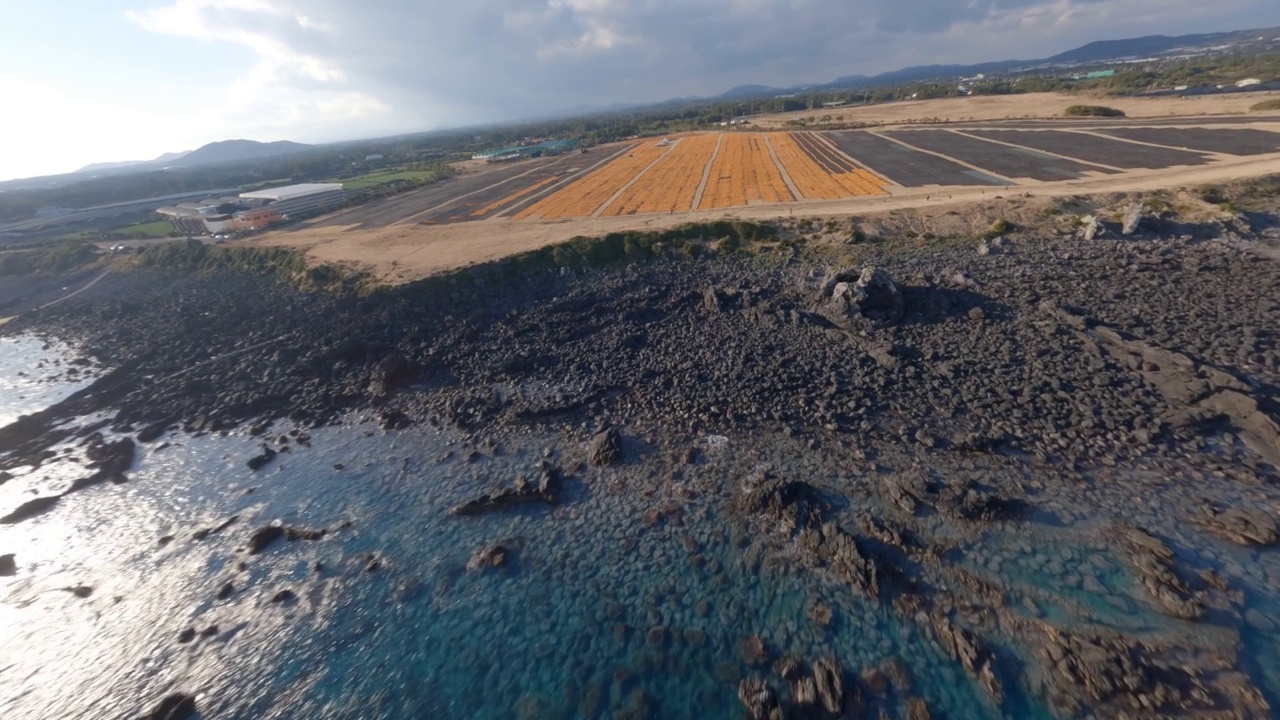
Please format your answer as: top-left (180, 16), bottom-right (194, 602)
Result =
top-left (2, 333), bottom-right (1278, 719)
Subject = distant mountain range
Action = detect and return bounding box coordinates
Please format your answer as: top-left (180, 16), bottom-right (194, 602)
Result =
top-left (76, 139), bottom-right (313, 176)
top-left (691, 27), bottom-right (1280, 101)
top-left (26, 24), bottom-right (1280, 187)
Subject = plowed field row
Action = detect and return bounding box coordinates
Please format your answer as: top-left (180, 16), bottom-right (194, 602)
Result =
top-left (793, 132), bottom-right (855, 174)
top-left (514, 143), bottom-right (669, 220)
top-left (774, 133), bottom-right (890, 198)
top-left (698, 134), bottom-right (794, 210)
top-left (603, 135), bottom-right (720, 215)
top-left (470, 176), bottom-right (559, 217)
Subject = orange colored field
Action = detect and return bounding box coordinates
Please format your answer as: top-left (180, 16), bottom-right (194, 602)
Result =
top-left (769, 133), bottom-right (850, 200)
top-left (770, 133), bottom-right (889, 199)
top-left (698, 134), bottom-right (794, 210)
top-left (603, 135), bottom-right (720, 216)
top-left (514, 143), bottom-right (671, 219)
top-left (470, 176), bottom-right (558, 217)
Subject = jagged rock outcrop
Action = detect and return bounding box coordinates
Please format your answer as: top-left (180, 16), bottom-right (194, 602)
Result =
top-left (1037, 629), bottom-right (1268, 718)
top-left (1080, 214), bottom-right (1106, 241)
top-left (738, 678), bottom-right (785, 720)
top-left (1200, 506), bottom-right (1277, 547)
top-left (1122, 203), bottom-right (1145, 236)
top-left (932, 616), bottom-right (1004, 703)
top-left (1117, 526), bottom-right (1204, 620)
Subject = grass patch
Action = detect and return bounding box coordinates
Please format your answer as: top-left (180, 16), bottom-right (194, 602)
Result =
top-left (56, 219), bottom-right (175, 241)
top-left (133, 239), bottom-right (352, 292)
top-left (0, 241), bottom-right (101, 276)
top-left (335, 169), bottom-right (448, 190)
top-left (981, 218), bottom-right (1014, 239)
top-left (240, 178), bottom-right (294, 192)
top-left (1250, 99), bottom-right (1280, 112)
top-left (1064, 105), bottom-right (1126, 118)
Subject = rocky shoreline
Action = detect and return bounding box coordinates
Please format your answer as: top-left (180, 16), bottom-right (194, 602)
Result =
top-left (2, 184), bottom-right (1280, 718)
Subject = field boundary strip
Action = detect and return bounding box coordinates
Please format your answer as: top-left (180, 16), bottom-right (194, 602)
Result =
top-left (470, 176), bottom-right (560, 218)
top-left (494, 144), bottom-right (638, 219)
top-left (697, 133), bottom-right (794, 210)
top-left (761, 134), bottom-right (803, 200)
top-left (594, 141), bottom-right (679, 217)
top-left (945, 129), bottom-right (1125, 173)
top-left (602, 134), bottom-right (721, 216)
top-left (1061, 128), bottom-right (1239, 158)
top-left (392, 157), bottom-right (590, 227)
top-left (514, 141), bottom-right (673, 220)
top-left (870, 131), bottom-right (1017, 186)
top-left (691, 134), bottom-right (725, 211)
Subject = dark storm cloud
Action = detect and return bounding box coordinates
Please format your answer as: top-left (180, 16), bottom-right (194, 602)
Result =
top-left (131, 0), bottom-right (1280, 130)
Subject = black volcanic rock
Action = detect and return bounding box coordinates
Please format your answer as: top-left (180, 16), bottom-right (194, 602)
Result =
top-left (137, 693), bottom-right (196, 720)
top-left (588, 427), bottom-right (623, 466)
top-left (247, 522), bottom-right (327, 554)
top-left (0, 496), bottom-right (61, 525)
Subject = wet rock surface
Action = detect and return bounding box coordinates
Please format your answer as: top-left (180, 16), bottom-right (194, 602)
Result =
top-left (448, 463), bottom-right (562, 516)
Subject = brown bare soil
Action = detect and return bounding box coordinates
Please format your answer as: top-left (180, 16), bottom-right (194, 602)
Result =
top-left (746, 91), bottom-right (1280, 128)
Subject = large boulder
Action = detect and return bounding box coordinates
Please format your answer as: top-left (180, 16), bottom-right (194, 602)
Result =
top-left (1080, 215), bottom-right (1106, 241)
top-left (822, 266), bottom-right (904, 327)
top-left (1121, 202), bottom-right (1145, 236)
top-left (0, 553), bottom-right (15, 576)
top-left (588, 427), bottom-right (623, 467)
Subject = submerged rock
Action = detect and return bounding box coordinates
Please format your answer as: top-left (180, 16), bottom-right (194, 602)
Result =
top-left (932, 616), bottom-right (1003, 704)
top-left (466, 542), bottom-right (511, 571)
top-left (738, 678), bottom-right (784, 720)
top-left (448, 465), bottom-right (562, 516)
top-left (812, 657), bottom-right (845, 715)
top-left (136, 693), bottom-right (196, 720)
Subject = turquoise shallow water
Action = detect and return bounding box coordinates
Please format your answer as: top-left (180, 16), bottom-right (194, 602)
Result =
top-left (2, 336), bottom-right (1280, 719)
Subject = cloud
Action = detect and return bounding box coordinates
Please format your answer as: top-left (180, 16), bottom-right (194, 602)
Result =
top-left (125, 0), bottom-right (1280, 138)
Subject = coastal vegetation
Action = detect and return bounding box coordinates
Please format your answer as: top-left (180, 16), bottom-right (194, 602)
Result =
top-left (1251, 98), bottom-right (1280, 112)
top-left (0, 241), bottom-right (101, 276)
top-left (1064, 104), bottom-right (1126, 118)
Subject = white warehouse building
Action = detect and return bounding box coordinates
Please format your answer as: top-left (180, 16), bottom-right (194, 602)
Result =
top-left (240, 183), bottom-right (347, 219)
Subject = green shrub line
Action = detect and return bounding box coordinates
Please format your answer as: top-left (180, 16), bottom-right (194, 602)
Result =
top-left (1064, 105), bottom-right (1126, 118)
top-left (125, 220), bottom-right (780, 297)
top-left (1251, 99), bottom-right (1280, 112)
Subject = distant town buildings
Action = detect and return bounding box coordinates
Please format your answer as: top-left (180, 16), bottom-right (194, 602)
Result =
top-left (156, 183), bottom-right (347, 236)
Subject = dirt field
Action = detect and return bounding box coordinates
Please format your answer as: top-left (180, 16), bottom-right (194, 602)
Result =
top-left (745, 91), bottom-right (1280, 128)
top-left (251, 96), bottom-right (1280, 283)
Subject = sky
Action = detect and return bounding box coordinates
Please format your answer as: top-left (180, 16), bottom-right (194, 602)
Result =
top-left (2, 0), bottom-right (1279, 181)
